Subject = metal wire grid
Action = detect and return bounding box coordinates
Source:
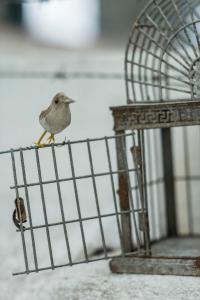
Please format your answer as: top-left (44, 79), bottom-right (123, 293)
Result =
top-left (8, 124), bottom-right (199, 275)
top-left (125, 0), bottom-right (200, 102)
top-left (8, 133), bottom-right (152, 275)
top-left (124, 0), bottom-right (200, 237)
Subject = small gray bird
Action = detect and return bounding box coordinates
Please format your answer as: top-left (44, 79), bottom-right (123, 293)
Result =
top-left (35, 92), bottom-right (75, 147)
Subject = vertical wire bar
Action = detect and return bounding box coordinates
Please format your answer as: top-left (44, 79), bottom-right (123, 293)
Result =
top-left (35, 148), bottom-right (54, 269)
top-left (86, 140), bottom-right (108, 258)
top-left (11, 150), bottom-right (29, 274)
top-left (68, 142), bottom-right (89, 261)
top-left (105, 137), bottom-right (125, 256)
top-left (120, 135), bottom-right (141, 251)
top-left (143, 26), bottom-right (156, 101)
top-left (154, 129), bottom-right (162, 239)
top-left (128, 28), bottom-right (140, 101)
top-left (131, 131), bottom-right (141, 211)
top-left (51, 145), bottom-right (72, 264)
top-left (137, 16), bottom-right (149, 101)
top-left (183, 127), bottom-right (193, 234)
top-left (145, 130), bottom-right (156, 240)
top-left (138, 130), bottom-right (151, 255)
top-left (130, 131), bottom-right (143, 244)
top-left (20, 149), bottom-right (38, 272)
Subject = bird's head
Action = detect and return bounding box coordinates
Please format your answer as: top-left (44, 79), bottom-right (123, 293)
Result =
top-left (52, 92), bottom-right (75, 108)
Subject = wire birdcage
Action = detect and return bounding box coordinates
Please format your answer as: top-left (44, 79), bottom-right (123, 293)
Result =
top-left (110, 0), bottom-right (200, 276)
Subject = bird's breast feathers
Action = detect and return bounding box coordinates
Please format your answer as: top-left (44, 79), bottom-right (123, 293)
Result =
top-left (40, 104), bottom-right (71, 134)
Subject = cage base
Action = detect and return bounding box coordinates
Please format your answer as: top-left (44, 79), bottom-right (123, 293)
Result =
top-left (110, 237), bottom-right (200, 276)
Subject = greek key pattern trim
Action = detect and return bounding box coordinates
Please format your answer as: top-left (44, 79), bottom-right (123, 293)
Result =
top-left (111, 102), bottom-right (200, 130)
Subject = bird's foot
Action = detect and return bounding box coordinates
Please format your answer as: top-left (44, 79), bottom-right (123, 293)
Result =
top-left (34, 130), bottom-right (48, 147)
top-left (61, 137), bottom-right (66, 145)
top-left (34, 141), bottom-right (47, 148)
top-left (47, 134), bottom-right (55, 144)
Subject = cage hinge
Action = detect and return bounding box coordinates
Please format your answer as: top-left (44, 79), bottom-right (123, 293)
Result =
top-left (12, 197), bottom-right (27, 230)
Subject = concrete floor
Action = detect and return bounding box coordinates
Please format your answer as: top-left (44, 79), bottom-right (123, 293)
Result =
top-left (152, 237), bottom-right (200, 257)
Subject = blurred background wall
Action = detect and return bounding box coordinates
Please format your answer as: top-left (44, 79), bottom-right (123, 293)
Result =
top-left (101, 0), bottom-right (148, 38)
top-left (0, 0), bottom-right (149, 47)
top-left (0, 3), bottom-right (21, 23)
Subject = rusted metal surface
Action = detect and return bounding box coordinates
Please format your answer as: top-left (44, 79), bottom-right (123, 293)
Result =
top-left (115, 131), bottom-right (133, 253)
top-left (138, 130), bottom-right (151, 255)
top-left (110, 237), bottom-right (200, 275)
top-left (130, 134), bottom-right (151, 255)
top-left (110, 255), bottom-right (200, 276)
top-left (110, 100), bottom-right (200, 131)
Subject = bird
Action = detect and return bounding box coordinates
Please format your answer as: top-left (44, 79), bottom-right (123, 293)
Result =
top-left (35, 92), bottom-right (75, 147)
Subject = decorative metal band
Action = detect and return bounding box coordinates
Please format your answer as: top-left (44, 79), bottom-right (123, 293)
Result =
top-left (111, 100), bottom-right (200, 130)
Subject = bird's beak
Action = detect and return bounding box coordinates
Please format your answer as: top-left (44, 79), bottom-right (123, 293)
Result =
top-left (64, 97), bottom-right (75, 104)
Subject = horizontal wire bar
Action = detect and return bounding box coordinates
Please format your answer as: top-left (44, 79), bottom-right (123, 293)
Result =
top-left (130, 175), bottom-right (200, 191)
top-left (131, 177), bottom-right (164, 190)
top-left (10, 168), bottom-right (136, 189)
top-left (126, 60), bottom-right (191, 86)
top-left (16, 209), bottom-right (143, 232)
top-left (134, 24), bottom-right (170, 30)
top-left (127, 78), bottom-right (190, 93)
top-left (13, 249), bottom-right (143, 276)
top-left (0, 70), bottom-right (125, 80)
top-left (0, 133), bottom-right (134, 155)
top-left (175, 175), bottom-right (200, 181)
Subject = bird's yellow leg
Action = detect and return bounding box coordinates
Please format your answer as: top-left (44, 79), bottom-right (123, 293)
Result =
top-left (47, 133), bottom-right (55, 144)
top-left (34, 130), bottom-right (48, 147)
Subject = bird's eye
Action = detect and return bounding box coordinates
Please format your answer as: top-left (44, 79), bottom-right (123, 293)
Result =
top-left (55, 100), bottom-right (58, 104)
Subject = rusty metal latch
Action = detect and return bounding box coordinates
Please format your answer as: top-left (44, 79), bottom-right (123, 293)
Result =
top-left (130, 146), bottom-right (142, 169)
top-left (12, 197), bottom-right (27, 230)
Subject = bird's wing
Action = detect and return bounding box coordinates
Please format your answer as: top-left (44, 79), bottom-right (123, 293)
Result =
top-left (39, 105), bottom-right (51, 121)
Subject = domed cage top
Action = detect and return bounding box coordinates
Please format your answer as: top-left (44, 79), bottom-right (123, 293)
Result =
top-left (125, 0), bottom-right (200, 102)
